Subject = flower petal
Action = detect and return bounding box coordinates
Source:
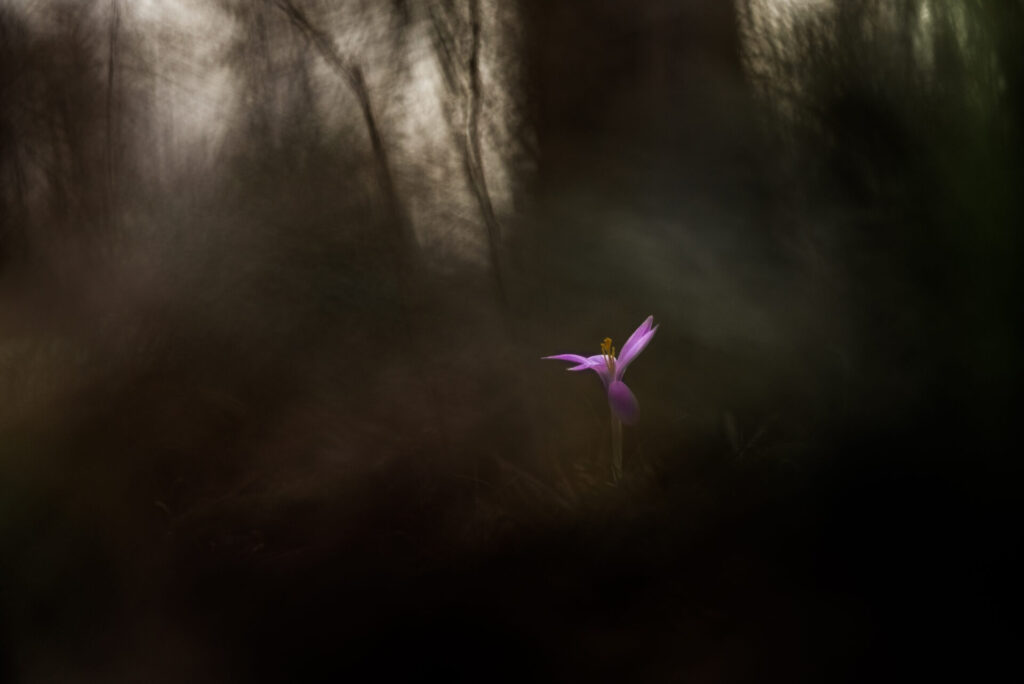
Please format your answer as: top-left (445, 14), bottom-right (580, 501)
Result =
top-left (542, 353), bottom-right (590, 366)
top-left (545, 353), bottom-right (611, 387)
top-left (566, 354), bottom-right (604, 370)
top-left (570, 354), bottom-right (613, 387)
top-left (622, 316), bottom-right (654, 351)
top-left (608, 380), bottom-right (640, 424)
top-left (616, 317), bottom-right (658, 379)
top-left (618, 316), bottom-right (653, 365)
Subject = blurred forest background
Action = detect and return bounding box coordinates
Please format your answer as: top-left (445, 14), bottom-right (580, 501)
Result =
top-left (1, 0), bottom-right (1021, 680)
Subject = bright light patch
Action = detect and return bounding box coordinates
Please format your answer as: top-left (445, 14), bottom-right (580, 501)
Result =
top-left (126, 0), bottom-right (239, 175)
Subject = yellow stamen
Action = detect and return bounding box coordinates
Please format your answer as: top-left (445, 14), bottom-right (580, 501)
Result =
top-left (601, 337), bottom-right (616, 374)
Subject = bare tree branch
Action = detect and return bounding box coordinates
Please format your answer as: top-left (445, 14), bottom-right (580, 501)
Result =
top-left (430, 0), bottom-right (508, 308)
top-left (272, 0), bottom-right (414, 258)
top-left (466, 0), bottom-right (507, 307)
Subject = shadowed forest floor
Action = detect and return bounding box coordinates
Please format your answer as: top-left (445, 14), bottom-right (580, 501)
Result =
top-left (2, 253), bottom-right (1019, 681)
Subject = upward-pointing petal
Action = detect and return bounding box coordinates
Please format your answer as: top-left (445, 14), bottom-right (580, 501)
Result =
top-left (616, 316), bottom-right (657, 379)
top-left (618, 316), bottom-right (653, 363)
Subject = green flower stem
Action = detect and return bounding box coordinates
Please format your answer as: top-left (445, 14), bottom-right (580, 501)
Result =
top-left (611, 414), bottom-right (622, 484)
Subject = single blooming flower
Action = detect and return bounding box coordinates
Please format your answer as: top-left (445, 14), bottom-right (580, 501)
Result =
top-left (543, 315), bottom-right (658, 425)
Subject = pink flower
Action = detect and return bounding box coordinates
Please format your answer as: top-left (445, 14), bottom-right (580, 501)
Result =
top-left (543, 315), bottom-right (658, 425)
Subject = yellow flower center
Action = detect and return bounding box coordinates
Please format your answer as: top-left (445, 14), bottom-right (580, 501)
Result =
top-left (601, 337), bottom-right (616, 374)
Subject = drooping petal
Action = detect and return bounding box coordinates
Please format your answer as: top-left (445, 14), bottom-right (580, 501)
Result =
top-left (568, 354), bottom-right (613, 387)
top-left (607, 380), bottom-right (640, 425)
top-left (566, 354), bottom-right (604, 370)
top-left (616, 317), bottom-right (658, 379)
top-left (542, 353), bottom-right (590, 366)
top-left (545, 353), bottom-right (611, 387)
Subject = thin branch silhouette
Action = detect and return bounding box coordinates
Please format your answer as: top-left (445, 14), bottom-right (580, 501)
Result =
top-left (429, 0), bottom-right (508, 309)
top-left (272, 0), bottom-right (414, 262)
